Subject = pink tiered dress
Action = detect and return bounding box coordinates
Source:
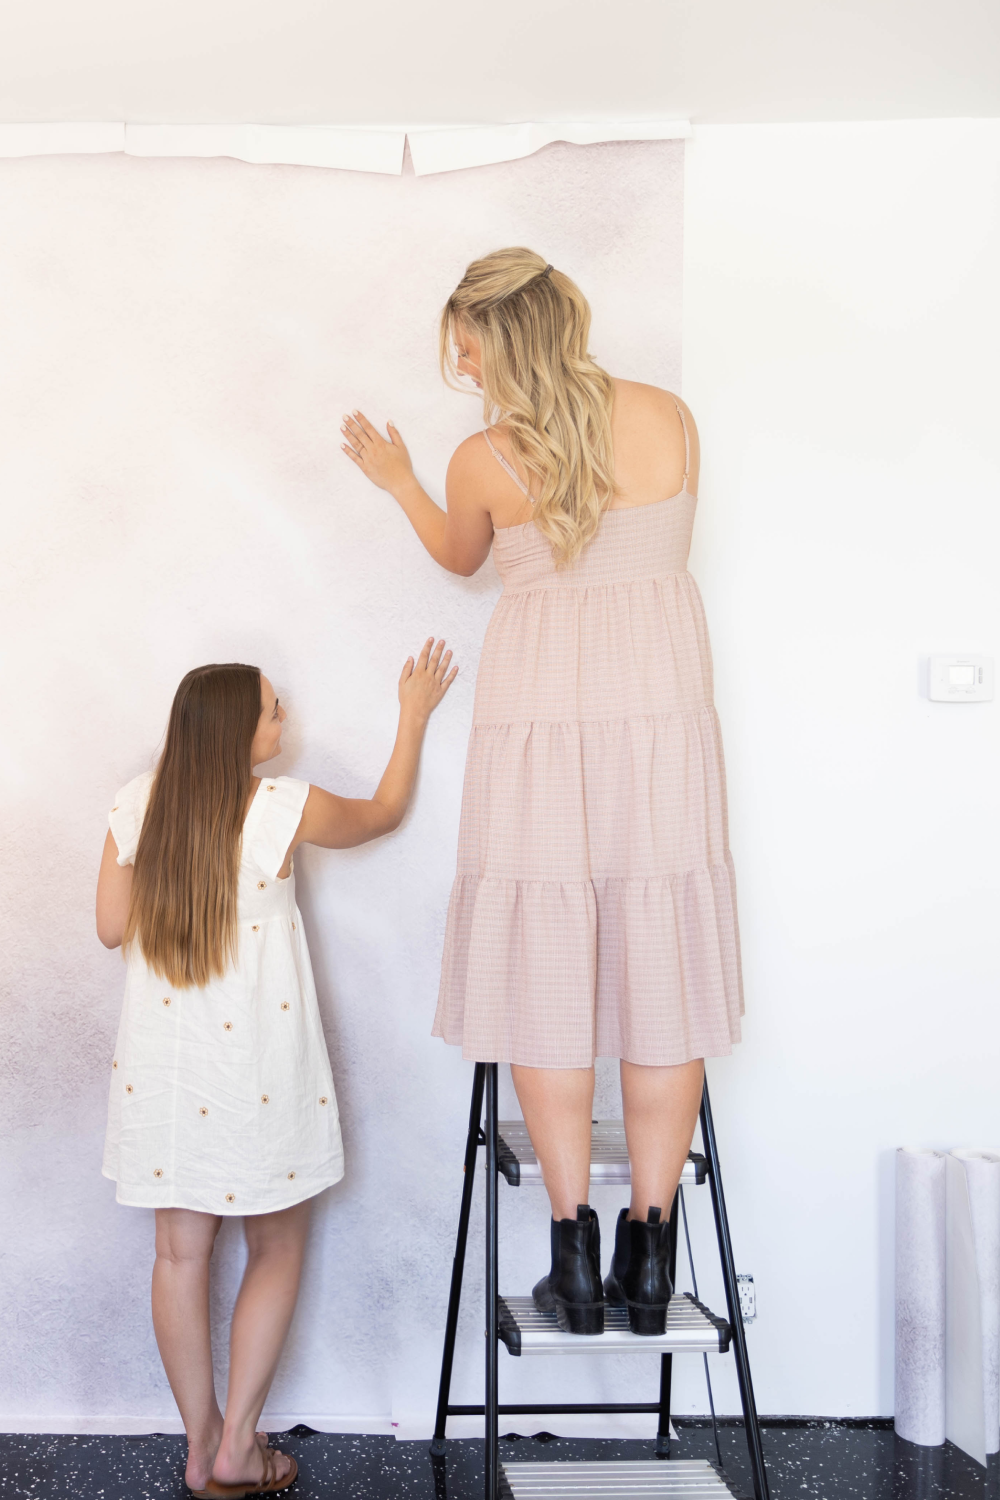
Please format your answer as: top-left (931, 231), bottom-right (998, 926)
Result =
top-left (432, 402), bottom-right (743, 1068)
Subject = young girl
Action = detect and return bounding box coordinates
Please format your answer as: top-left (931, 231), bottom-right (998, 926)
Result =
top-left (96, 640), bottom-right (456, 1496)
top-left (342, 249), bottom-right (743, 1338)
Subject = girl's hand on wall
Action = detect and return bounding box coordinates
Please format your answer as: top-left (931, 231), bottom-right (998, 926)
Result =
top-left (398, 638), bottom-right (458, 724)
top-left (341, 411), bottom-right (415, 497)
top-left (294, 638), bottom-right (458, 850)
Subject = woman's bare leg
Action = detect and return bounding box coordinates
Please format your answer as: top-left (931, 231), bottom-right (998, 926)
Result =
top-left (510, 1065), bottom-right (595, 1220)
top-left (151, 1208), bottom-right (224, 1491)
top-left (621, 1058), bottom-right (704, 1220)
top-left (212, 1198), bottom-right (312, 1486)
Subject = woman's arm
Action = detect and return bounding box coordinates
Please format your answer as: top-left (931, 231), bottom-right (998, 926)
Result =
top-left (341, 413), bottom-right (495, 577)
top-left (97, 831), bottom-right (133, 949)
top-left (293, 637), bottom-right (458, 852)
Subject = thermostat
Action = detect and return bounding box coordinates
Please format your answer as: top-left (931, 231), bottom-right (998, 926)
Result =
top-left (929, 655), bottom-right (993, 702)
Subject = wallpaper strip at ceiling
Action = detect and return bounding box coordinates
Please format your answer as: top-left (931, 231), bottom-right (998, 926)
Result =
top-left (0, 119), bottom-right (690, 174)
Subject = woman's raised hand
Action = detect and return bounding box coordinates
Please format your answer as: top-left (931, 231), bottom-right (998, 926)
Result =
top-left (399, 638), bottom-right (458, 723)
top-left (341, 411), bottom-right (415, 496)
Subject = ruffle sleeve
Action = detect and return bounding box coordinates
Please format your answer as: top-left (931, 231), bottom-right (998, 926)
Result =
top-left (249, 777), bottom-right (311, 881)
top-left (108, 771), bottom-right (155, 866)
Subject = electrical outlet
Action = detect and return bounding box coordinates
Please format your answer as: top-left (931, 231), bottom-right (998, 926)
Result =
top-left (736, 1273), bottom-right (756, 1323)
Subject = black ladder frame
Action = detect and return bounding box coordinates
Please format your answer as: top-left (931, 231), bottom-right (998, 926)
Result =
top-left (429, 1061), bottom-right (771, 1500)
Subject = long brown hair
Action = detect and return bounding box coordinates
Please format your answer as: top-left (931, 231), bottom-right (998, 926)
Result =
top-left (123, 663), bottom-right (261, 988)
top-left (440, 247), bottom-right (616, 565)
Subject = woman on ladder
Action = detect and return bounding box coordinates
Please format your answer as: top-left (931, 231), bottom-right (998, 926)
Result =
top-left (342, 248), bottom-right (743, 1337)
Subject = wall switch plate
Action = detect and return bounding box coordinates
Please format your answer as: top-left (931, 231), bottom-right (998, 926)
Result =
top-left (929, 655), bottom-right (993, 701)
top-left (736, 1272), bottom-right (756, 1323)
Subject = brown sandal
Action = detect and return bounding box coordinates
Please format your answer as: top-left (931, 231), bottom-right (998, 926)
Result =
top-left (189, 1448), bottom-right (298, 1498)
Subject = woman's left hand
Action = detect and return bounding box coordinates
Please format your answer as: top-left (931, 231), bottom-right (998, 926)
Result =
top-left (341, 411), bottom-right (415, 497)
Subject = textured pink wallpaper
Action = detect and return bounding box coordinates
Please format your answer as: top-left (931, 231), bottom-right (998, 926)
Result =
top-left (0, 141), bottom-right (683, 1431)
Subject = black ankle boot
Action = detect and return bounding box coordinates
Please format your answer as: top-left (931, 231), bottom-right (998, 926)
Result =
top-left (619, 1206), bottom-right (673, 1336)
top-left (602, 1206), bottom-right (630, 1306)
top-left (531, 1205), bottom-right (605, 1335)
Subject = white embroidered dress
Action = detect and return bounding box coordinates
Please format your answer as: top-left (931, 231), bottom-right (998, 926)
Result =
top-left (102, 772), bottom-right (344, 1215)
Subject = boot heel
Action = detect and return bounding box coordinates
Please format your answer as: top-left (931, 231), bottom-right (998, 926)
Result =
top-left (554, 1297), bottom-right (605, 1336)
top-left (627, 1300), bottom-right (668, 1337)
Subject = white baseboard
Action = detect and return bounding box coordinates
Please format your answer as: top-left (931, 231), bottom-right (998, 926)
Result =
top-left (1, 1411), bottom-right (678, 1442)
top-left (390, 1412), bottom-right (679, 1442)
top-left (0, 1414), bottom-right (396, 1436)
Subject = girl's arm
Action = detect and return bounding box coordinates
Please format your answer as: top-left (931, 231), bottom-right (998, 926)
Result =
top-left (293, 637), bottom-right (458, 852)
top-left (97, 832), bottom-right (133, 949)
top-left (341, 412), bottom-right (495, 577)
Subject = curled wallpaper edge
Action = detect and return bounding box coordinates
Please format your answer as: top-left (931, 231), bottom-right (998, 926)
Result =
top-left (406, 119), bottom-right (692, 175)
top-left (123, 123), bottom-right (407, 175)
top-left (895, 1147), bottom-right (947, 1446)
top-left (0, 120), bottom-right (690, 174)
top-left (0, 122), bottom-right (124, 156)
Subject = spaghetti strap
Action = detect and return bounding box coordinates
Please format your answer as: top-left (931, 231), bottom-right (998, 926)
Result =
top-left (671, 397), bottom-right (690, 486)
top-left (483, 430), bottom-right (532, 500)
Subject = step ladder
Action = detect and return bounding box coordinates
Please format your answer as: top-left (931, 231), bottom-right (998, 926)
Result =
top-left (429, 1063), bottom-right (771, 1500)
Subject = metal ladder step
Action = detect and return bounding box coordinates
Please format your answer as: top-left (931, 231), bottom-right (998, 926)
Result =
top-left (499, 1459), bottom-right (739, 1498)
top-left (495, 1121), bottom-right (708, 1188)
top-left (498, 1293), bottom-right (730, 1357)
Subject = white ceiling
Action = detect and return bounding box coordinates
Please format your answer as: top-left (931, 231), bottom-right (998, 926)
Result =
top-left (0, 0), bottom-right (997, 127)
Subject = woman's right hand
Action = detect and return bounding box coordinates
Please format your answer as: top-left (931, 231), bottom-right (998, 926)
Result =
top-left (398, 638), bottom-right (458, 724)
top-left (342, 411), bottom-right (415, 497)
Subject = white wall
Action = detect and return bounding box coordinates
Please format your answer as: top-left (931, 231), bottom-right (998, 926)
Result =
top-left (4, 118), bottom-right (998, 1436)
top-left (680, 118), bottom-right (1000, 1417)
top-left (0, 140), bottom-right (686, 1434)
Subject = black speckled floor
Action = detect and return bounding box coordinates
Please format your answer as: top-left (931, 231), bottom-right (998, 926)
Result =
top-left (0, 1425), bottom-right (997, 1499)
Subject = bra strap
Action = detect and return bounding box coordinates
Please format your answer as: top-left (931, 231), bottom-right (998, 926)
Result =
top-left (671, 397), bottom-right (690, 486)
top-left (483, 430), bottom-right (531, 499)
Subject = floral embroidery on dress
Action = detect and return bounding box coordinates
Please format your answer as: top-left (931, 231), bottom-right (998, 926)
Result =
top-left (102, 771), bottom-right (343, 1213)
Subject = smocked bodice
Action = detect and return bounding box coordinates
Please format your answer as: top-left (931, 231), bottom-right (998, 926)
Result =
top-left (491, 492), bottom-right (697, 593)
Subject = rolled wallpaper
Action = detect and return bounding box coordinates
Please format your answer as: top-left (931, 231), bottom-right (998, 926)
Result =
top-left (946, 1149), bottom-right (1000, 1467)
top-left (895, 1147), bottom-right (947, 1446)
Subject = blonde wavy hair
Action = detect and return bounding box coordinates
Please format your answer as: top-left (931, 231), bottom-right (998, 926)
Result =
top-left (440, 247), bottom-right (616, 564)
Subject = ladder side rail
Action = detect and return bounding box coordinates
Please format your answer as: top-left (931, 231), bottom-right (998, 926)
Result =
top-left (655, 1190), bottom-right (682, 1457)
top-left (700, 1080), bottom-right (771, 1500)
top-left (680, 1185), bottom-right (725, 1471)
top-left (485, 1064), bottom-right (500, 1500)
top-left (431, 1063), bottom-right (488, 1453)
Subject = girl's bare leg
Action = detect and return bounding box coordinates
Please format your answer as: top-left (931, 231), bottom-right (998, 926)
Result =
top-left (621, 1058), bottom-right (704, 1220)
top-left (151, 1208), bottom-right (224, 1491)
top-left (510, 1065), bottom-right (595, 1220)
top-left (211, 1198), bottom-right (312, 1487)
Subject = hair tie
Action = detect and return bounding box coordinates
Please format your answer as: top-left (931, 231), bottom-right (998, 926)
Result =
top-left (484, 264), bottom-right (555, 309)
